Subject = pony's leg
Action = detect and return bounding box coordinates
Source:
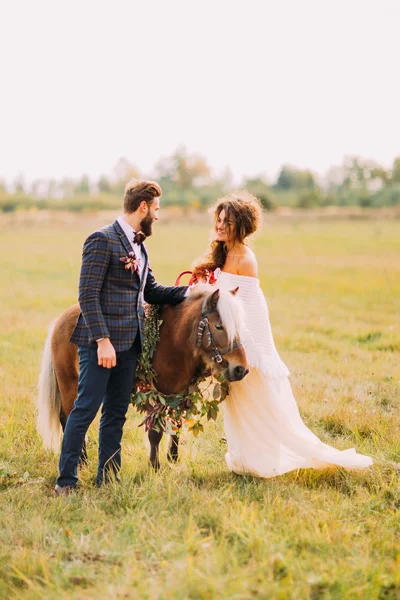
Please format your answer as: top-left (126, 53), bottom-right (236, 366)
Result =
top-left (80, 438), bottom-right (89, 467)
top-left (167, 432), bottom-right (180, 463)
top-left (60, 413), bottom-right (68, 432)
top-left (148, 429), bottom-right (163, 471)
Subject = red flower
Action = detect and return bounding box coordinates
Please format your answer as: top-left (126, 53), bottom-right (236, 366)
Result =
top-left (191, 268), bottom-right (216, 285)
top-left (208, 270), bottom-right (217, 285)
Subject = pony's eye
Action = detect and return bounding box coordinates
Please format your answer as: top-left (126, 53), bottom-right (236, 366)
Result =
top-left (215, 324), bottom-right (224, 331)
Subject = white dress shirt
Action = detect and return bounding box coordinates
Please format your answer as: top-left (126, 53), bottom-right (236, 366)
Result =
top-left (117, 215), bottom-right (145, 276)
top-left (117, 215), bottom-right (190, 298)
top-left (96, 217), bottom-right (146, 342)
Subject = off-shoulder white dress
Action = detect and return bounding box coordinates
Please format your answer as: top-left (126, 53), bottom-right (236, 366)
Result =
top-left (215, 269), bottom-right (373, 477)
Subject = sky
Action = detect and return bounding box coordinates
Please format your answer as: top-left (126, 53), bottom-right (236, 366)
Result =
top-left (1, 0), bottom-right (399, 185)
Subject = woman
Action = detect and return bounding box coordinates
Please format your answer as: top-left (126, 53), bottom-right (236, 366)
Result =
top-left (192, 191), bottom-right (373, 477)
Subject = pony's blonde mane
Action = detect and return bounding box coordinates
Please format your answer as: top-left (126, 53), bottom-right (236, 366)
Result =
top-left (188, 284), bottom-right (246, 346)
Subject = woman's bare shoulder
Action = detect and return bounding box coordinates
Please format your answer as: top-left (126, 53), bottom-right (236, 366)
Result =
top-left (237, 248), bottom-right (258, 277)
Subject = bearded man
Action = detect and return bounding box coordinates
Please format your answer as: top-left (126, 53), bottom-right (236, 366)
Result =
top-left (55, 179), bottom-right (188, 494)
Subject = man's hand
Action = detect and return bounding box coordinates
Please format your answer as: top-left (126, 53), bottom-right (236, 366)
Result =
top-left (97, 338), bottom-right (116, 369)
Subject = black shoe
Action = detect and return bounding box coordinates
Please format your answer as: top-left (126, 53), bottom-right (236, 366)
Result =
top-left (54, 484), bottom-right (77, 496)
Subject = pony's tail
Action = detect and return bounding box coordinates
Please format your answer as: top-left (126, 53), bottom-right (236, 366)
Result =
top-left (36, 321), bottom-right (62, 452)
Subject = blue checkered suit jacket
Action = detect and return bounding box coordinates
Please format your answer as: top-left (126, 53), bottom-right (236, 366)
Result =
top-left (70, 220), bottom-right (188, 351)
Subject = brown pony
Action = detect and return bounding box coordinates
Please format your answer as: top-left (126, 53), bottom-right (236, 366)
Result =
top-left (36, 285), bottom-right (249, 469)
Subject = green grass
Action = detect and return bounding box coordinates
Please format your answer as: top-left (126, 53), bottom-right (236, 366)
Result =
top-left (0, 215), bottom-right (399, 599)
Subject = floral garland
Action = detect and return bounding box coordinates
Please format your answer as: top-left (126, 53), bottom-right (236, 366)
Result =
top-left (131, 304), bottom-right (230, 436)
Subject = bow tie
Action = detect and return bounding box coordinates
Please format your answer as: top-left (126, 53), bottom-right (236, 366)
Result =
top-left (133, 232), bottom-right (146, 245)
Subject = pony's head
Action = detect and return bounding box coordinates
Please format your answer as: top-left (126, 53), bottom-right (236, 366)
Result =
top-left (190, 285), bottom-right (249, 382)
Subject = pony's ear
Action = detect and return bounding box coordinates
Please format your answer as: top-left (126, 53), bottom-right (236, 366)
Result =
top-left (208, 289), bottom-right (220, 311)
top-left (230, 287), bottom-right (239, 296)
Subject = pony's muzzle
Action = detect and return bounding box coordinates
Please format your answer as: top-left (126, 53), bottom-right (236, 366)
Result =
top-left (230, 365), bottom-right (249, 381)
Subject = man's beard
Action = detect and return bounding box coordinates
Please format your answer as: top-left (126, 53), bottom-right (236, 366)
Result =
top-left (140, 213), bottom-right (154, 237)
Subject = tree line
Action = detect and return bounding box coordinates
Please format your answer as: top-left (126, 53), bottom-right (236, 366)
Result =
top-left (1, 149), bottom-right (400, 212)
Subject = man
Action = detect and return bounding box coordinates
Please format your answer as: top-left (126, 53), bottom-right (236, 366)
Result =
top-left (55, 179), bottom-right (188, 494)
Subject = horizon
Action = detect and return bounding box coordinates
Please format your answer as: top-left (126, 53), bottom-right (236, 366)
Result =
top-left (2, 149), bottom-right (398, 190)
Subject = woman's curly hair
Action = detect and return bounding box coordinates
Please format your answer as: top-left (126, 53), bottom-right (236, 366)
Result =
top-left (192, 190), bottom-right (263, 279)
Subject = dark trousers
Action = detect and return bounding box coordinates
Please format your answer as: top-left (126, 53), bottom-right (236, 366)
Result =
top-left (57, 338), bottom-right (140, 487)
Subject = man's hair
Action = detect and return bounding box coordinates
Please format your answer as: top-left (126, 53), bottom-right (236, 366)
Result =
top-left (123, 179), bottom-right (162, 213)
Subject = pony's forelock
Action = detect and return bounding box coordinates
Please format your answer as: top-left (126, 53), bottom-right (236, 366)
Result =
top-left (217, 288), bottom-right (246, 345)
top-left (188, 284), bottom-right (246, 345)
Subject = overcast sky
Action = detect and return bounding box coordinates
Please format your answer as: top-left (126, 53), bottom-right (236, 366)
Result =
top-left (1, 0), bottom-right (399, 184)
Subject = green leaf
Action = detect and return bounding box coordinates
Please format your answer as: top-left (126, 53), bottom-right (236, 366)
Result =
top-left (213, 383), bottom-right (221, 400)
top-left (165, 420), bottom-right (175, 435)
top-left (220, 382), bottom-right (230, 401)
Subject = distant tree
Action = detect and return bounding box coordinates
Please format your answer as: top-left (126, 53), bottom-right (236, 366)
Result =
top-left (274, 165), bottom-right (317, 191)
top-left (47, 179), bottom-right (57, 198)
top-left (152, 156), bottom-right (175, 198)
top-left (98, 175), bottom-right (112, 194)
top-left (299, 171), bottom-right (317, 190)
top-left (155, 147), bottom-right (212, 190)
top-left (358, 191), bottom-right (374, 208)
top-left (75, 174), bottom-right (90, 195)
top-left (196, 181), bottom-right (226, 207)
top-left (113, 158), bottom-right (141, 193)
top-left (154, 147), bottom-right (213, 205)
top-left (275, 166), bottom-right (293, 190)
top-left (391, 157), bottom-right (400, 183)
top-left (242, 177), bottom-right (276, 210)
top-left (31, 180), bottom-right (39, 197)
top-left (13, 174), bottom-right (26, 195)
top-left (4, 152), bottom-right (400, 212)
top-left (340, 156), bottom-right (387, 192)
top-left (154, 156), bottom-right (175, 190)
top-left (30, 179), bottom-right (51, 198)
top-left (297, 190), bottom-right (324, 209)
top-left (60, 178), bottom-right (75, 198)
top-left (0, 179), bottom-right (7, 196)
top-left (220, 166), bottom-right (234, 193)
top-left (370, 165), bottom-right (389, 187)
top-left (340, 157), bottom-right (393, 206)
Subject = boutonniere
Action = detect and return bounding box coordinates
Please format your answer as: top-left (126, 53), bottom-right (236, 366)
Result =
top-left (120, 251), bottom-right (141, 273)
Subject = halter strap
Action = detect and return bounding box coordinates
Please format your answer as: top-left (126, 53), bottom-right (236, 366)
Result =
top-left (197, 297), bottom-right (242, 363)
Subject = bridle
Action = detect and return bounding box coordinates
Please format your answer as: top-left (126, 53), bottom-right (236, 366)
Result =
top-left (196, 297), bottom-right (242, 364)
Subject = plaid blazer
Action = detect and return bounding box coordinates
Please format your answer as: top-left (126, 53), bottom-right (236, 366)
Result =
top-left (70, 220), bottom-right (188, 351)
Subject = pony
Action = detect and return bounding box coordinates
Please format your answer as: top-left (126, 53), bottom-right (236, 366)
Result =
top-left (36, 285), bottom-right (249, 470)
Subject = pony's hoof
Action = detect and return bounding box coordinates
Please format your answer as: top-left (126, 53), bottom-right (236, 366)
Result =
top-left (149, 458), bottom-right (160, 471)
top-left (167, 452), bottom-right (178, 463)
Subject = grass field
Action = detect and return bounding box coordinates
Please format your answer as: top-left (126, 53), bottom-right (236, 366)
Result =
top-left (0, 215), bottom-right (399, 599)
